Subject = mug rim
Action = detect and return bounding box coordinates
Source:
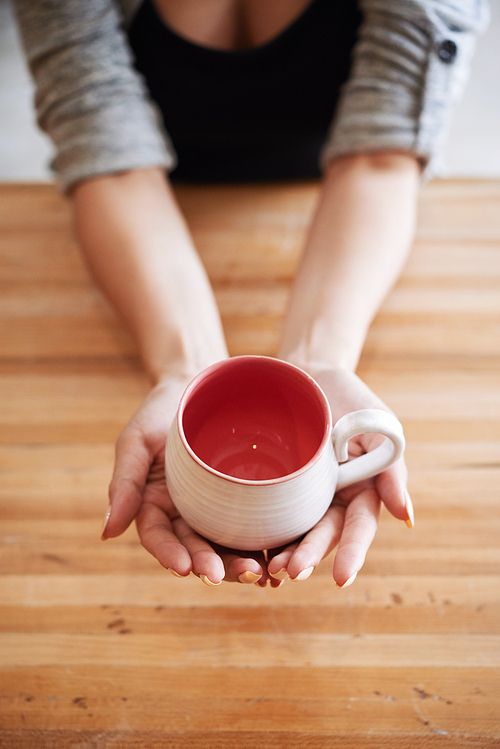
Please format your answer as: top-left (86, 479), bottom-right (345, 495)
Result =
top-left (175, 355), bottom-right (333, 486)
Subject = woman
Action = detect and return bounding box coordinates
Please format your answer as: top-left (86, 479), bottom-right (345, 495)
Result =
top-left (14, 0), bottom-right (489, 587)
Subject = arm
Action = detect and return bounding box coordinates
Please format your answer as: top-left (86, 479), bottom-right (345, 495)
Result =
top-left (13, 0), bottom-right (272, 586)
top-left (279, 151), bottom-right (419, 373)
top-left (74, 168), bottom-right (277, 586)
top-left (322, 0), bottom-right (490, 176)
top-left (270, 0), bottom-right (489, 587)
top-left (73, 167), bottom-right (227, 386)
top-left (13, 0), bottom-right (174, 188)
top-left (267, 151), bottom-right (419, 586)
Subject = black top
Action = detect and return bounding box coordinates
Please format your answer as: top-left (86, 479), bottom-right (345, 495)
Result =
top-left (128, 0), bottom-right (361, 182)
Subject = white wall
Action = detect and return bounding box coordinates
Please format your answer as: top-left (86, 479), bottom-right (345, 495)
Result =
top-left (441, 0), bottom-right (500, 177)
top-left (1, 0), bottom-right (499, 182)
top-left (0, 0), bottom-right (53, 180)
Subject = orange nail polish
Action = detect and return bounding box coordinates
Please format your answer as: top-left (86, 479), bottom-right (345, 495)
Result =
top-left (291, 566), bottom-right (314, 582)
top-left (168, 568), bottom-right (186, 578)
top-left (100, 508), bottom-right (111, 540)
top-left (200, 574), bottom-right (222, 587)
top-left (269, 567), bottom-right (290, 581)
top-left (405, 491), bottom-right (415, 529)
top-left (238, 571), bottom-right (261, 584)
top-left (336, 572), bottom-right (357, 589)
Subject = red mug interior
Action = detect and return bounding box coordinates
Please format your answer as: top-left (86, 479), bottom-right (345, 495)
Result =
top-left (181, 358), bottom-right (329, 481)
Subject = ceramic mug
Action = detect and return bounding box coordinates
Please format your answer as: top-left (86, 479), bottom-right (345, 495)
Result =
top-left (165, 356), bottom-right (405, 550)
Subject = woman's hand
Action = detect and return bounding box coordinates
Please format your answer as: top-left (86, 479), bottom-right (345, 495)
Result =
top-left (267, 367), bottom-right (413, 587)
top-left (272, 154), bottom-right (420, 587)
top-left (101, 365), bottom-right (412, 589)
top-left (102, 376), bottom-right (283, 587)
top-left (72, 170), bottom-right (276, 584)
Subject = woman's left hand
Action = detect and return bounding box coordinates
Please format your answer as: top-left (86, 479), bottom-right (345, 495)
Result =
top-left (266, 367), bottom-right (413, 587)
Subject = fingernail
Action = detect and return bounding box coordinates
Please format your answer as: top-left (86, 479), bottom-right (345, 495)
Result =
top-left (291, 566), bottom-right (314, 582)
top-left (269, 567), bottom-right (290, 581)
top-left (100, 508), bottom-right (111, 540)
top-left (168, 568), bottom-right (186, 578)
top-left (336, 572), bottom-right (357, 589)
top-left (200, 574), bottom-right (222, 587)
top-left (238, 571), bottom-right (262, 584)
top-left (405, 490), bottom-right (415, 529)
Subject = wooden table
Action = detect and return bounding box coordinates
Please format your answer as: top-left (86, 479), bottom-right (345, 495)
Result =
top-left (0, 180), bottom-right (499, 747)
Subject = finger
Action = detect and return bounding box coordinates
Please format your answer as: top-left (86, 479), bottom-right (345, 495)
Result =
top-left (252, 569), bottom-right (284, 589)
top-left (136, 498), bottom-right (192, 576)
top-left (268, 504), bottom-right (346, 582)
top-left (211, 547), bottom-right (283, 588)
top-left (214, 548), bottom-right (266, 584)
top-left (267, 541), bottom-right (301, 581)
top-left (375, 458), bottom-right (413, 527)
top-left (333, 488), bottom-right (380, 588)
top-left (104, 428), bottom-right (152, 539)
top-left (172, 516), bottom-right (226, 586)
top-left (254, 575), bottom-right (284, 589)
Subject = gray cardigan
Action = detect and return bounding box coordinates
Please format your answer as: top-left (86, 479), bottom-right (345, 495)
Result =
top-left (13, 0), bottom-right (490, 189)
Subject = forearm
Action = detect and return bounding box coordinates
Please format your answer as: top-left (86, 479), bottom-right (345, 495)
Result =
top-left (279, 152), bottom-right (420, 373)
top-left (72, 168), bottom-right (228, 384)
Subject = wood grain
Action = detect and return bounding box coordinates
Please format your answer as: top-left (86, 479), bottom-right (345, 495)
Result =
top-left (0, 180), bottom-right (499, 746)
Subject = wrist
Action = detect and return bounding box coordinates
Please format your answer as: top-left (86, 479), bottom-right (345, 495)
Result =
top-left (278, 322), bottom-right (366, 376)
top-left (151, 350), bottom-right (228, 388)
top-left (279, 151), bottom-right (419, 383)
top-left (279, 354), bottom-right (354, 381)
top-left (146, 320), bottom-right (228, 385)
top-left (73, 167), bottom-right (229, 388)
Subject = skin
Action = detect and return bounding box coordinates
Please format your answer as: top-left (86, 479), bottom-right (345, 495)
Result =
top-left (75, 151), bottom-right (419, 588)
top-left (152, 0), bottom-right (315, 51)
top-left (73, 0), bottom-right (418, 592)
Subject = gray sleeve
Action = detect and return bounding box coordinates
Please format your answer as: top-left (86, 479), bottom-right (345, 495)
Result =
top-left (321, 0), bottom-right (490, 174)
top-left (12, 0), bottom-right (177, 190)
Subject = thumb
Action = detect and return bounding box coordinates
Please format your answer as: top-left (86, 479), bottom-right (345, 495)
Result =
top-left (102, 429), bottom-right (152, 539)
top-left (375, 459), bottom-right (413, 528)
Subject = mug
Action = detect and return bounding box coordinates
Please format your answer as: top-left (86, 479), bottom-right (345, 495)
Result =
top-left (165, 356), bottom-right (405, 550)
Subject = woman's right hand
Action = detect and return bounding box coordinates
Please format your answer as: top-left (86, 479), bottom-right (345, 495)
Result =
top-left (71, 171), bottom-right (275, 582)
top-left (102, 376), bottom-right (282, 587)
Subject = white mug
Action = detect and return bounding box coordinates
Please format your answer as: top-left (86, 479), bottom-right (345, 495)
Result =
top-left (166, 356), bottom-right (405, 550)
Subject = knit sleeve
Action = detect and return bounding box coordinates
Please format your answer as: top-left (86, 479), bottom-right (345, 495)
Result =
top-left (321, 0), bottom-right (490, 174)
top-left (13, 0), bottom-right (177, 190)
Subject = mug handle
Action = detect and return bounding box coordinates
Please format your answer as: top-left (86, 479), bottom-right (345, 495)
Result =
top-left (333, 409), bottom-right (405, 491)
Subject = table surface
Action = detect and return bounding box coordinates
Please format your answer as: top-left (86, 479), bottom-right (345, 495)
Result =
top-left (0, 180), bottom-right (499, 748)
